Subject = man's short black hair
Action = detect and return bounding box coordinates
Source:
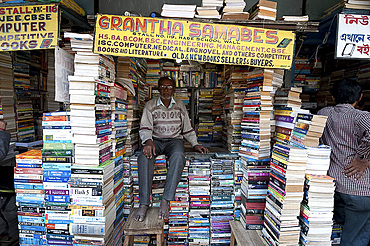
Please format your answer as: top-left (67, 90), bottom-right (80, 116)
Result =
top-left (158, 76), bottom-right (176, 87)
top-left (331, 78), bottom-right (362, 104)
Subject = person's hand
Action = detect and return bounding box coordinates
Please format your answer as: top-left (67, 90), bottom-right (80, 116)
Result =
top-left (344, 157), bottom-right (370, 180)
top-left (194, 145), bottom-right (209, 154)
top-left (0, 121), bottom-right (7, 131)
top-left (143, 139), bottom-right (156, 159)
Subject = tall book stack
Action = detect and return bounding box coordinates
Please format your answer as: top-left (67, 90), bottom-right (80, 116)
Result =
top-left (13, 51), bottom-right (36, 142)
top-left (225, 89), bottom-right (244, 153)
top-left (112, 155), bottom-right (125, 246)
top-left (46, 50), bottom-right (59, 111)
top-left (146, 59), bottom-right (161, 86)
top-left (197, 89), bottom-right (214, 142)
top-left (0, 52), bottom-right (17, 141)
top-left (42, 113), bottom-right (74, 246)
top-left (130, 57), bottom-right (147, 110)
top-left (130, 154), bottom-right (139, 207)
top-left (161, 4), bottom-right (197, 18)
top-left (110, 83), bottom-right (128, 158)
top-left (299, 174), bottom-right (335, 246)
top-left (240, 157), bottom-right (270, 230)
top-left (188, 158), bottom-right (211, 246)
top-left (305, 146), bottom-right (331, 176)
top-left (14, 150), bottom-right (45, 245)
top-left (222, 0), bottom-right (249, 20)
top-left (262, 143), bottom-right (308, 246)
top-left (289, 113), bottom-right (327, 148)
top-left (269, 69), bottom-right (285, 138)
top-left (293, 58), bottom-right (311, 88)
top-left (249, 0), bottom-right (277, 21)
top-left (168, 159), bottom-right (189, 246)
top-left (233, 155), bottom-right (243, 220)
top-left (210, 155), bottom-right (235, 245)
top-left (122, 156), bottom-right (133, 219)
top-left (125, 92), bottom-right (140, 156)
top-left (212, 88), bottom-right (224, 142)
top-left (152, 155), bottom-right (167, 207)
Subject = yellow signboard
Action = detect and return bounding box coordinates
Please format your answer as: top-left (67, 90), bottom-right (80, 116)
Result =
top-left (94, 14), bottom-right (295, 69)
top-left (0, 4), bottom-right (59, 52)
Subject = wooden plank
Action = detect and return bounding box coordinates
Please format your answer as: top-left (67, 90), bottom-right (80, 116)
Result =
top-left (123, 207), bottom-right (164, 235)
top-left (229, 220), bottom-right (268, 246)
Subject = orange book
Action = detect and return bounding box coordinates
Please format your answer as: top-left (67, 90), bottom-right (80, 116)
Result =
top-left (16, 149), bottom-right (42, 159)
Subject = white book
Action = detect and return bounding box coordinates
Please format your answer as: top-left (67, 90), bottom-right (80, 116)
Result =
top-left (69, 81), bottom-right (95, 91)
top-left (162, 4), bottom-right (196, 11)
top-left (70, 94), bottom-right (96, 104)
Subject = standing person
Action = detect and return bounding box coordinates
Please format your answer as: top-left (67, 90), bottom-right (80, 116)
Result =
top-left (134, 76), bottom-right (209, 222)
top-left (318, 79), bottom-right (370, 246)
top-left (0, 120), bottom-right (10, 162)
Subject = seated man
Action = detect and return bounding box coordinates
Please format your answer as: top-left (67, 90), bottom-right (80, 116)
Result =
top-left (134, 76), bottom-right (209, 221)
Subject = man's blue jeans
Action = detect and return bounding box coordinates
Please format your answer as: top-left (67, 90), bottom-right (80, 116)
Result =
top-left (334, 192), bottom-right (370, 246)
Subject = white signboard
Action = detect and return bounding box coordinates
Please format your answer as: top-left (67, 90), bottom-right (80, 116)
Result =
top-left (336, 14), bottom-right (370, 59)
top-left (55, 47), bottom-right (74, 102)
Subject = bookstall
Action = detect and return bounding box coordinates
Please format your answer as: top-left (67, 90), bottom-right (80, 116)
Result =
top-left (1, 0), bottom-right (369, 245)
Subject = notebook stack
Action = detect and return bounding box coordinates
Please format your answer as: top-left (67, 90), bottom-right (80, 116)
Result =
top-left (122, 156), bottom-right (133, 219)
top-left (305, 146), bottom-right (331, 176)
top-left (225, 89), bottom-right (244, 153)
top-left (146, 59), bottom-right (161, 86)
top-left (222, 0), bottom-right (249, 20)
top-left (130, 154), bottom-right (139, 207)
top-left (262, 143), bottom-right (308, 246)
top-left (152, 155), bottom-right (167, 207)
top-left (240, 157), bottom-right (270, 230)
top-left (110, 83), bottom-right (128, 158)
top-left (233, 156), bottom-right (243, 220)
top-left (249, 0), bottom-right (277, 21)
top-left (288, 113), bottom-right (328, 148)
top-left (112, 155), bottom-right (125, 246)
top-left (14, 150), bottom-right (45, 246)
top-left (161, 4), bottom-right (197, 18)
top-left (42, 112), bottom-right (74, 246)
top-left (0, 52), bottom-right (17, 141)
top-left (210, 155), bottom-right (235, 245)
top-left (168, 159), bottom-right (189, 246)
top-left (299, 174), bottom-right (335, 246)
top-left (188, 158), bottom-right (211, 246)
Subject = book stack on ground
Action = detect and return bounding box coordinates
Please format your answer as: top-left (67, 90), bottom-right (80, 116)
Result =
top-left (262, 143), bottom-right (308, 246)
top-left (130, 154), bottom-right (139, 207)
top-left (0, 52), bottom-right (17, 141)
top-left (289, 113), bottom-right (328, 148)
top-left (14, 150), bottom-right (45, 245)
top-left (42, 113), bottom-right (74, 246)
top-left (249, 0), bottom-right (277, 21)
top-left (168, 158), bottom-right (189, 246)
top-left (152, 155), bottom-right (167, 207)
top-left (233, 155), bottom-right (243, 220)
top-left (112, 155), bottom-right (125, 246)
top-left (305, 146), bottom-right (331, 176)
top-left (240, 157), bottom-right (270, 230)
top-left (110, 83), bottom-right (128, 158)
top-left (225, 89), bottom-right (244, 153)
top-left (188, 158), bottom-right (211, 246)
top-left (210, 155), bottom-right (235, 245)
top-left (222, 0), bottom-right (249, 20)
top-left (161, 4), bottom-right (197, 18)
top-left (146, 59), bottom-right (161, 86)
top-left (299, 174), bottom-right (335, 246)
top-left (122, 156), bottom-right (133, 219)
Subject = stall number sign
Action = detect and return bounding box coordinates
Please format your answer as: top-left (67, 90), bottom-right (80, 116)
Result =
top-left (336, 14), bottom-right (370, 59)
top-left (0, 4), bottom-right (59, 51)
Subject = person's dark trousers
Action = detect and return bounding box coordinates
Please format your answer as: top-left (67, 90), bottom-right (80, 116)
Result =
top-left (334, 192), bottom-right (370, 246)
top-left (138, 138), bottom-right (185, 205)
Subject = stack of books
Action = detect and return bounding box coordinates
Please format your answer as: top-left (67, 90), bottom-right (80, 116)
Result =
top-left (289, 113), bottom-right (328, 148)
top-left (0, 52), bottom-right (17, 141)
top-left (249, 0), bottom-right (277, 21)
top-left (269, 69), bottom-right (285, 138)
top-left (179, 64), bottom-right (201, 87)
top-left (233, 155), bottom-right (243, 220)
top-left (281, 15), bottom-right (309, 21)
top-left (198, 89), bottom-right (214, 142)
top-left (240, 157), bottom-right (270, 230)
top-left (130, 57), bottom-right (148, 110)
top-left (293, 58), bottom-right (311, 88)
top-left (14, 150), bottom-right (45, 245)
top-left (299, 174), bottom-right (335, 246)
top-left (212, 88), bottom-right (224, 142)
top-left (188, 158), bottom-right (211, 246)
top-left (161, 4), bottom-right (197, 18)
top-left (161, 63), bottom-right (179, 86)
top-left (125, 91), bottom-right (140, 156)
top-left (195, 6), bottom-right (221, 19)
top-left (42, 112), bottom-right (74, 246)
top-left (222, 0), bottom-right (249, 20)
top-left (262, 143), bottom-right (308, 246)
top-left (225, 90), bottom-right (244, 153)
top-left (46, 50), bottom-right (60, 112)
top-left (168, 159), bottom-right (189, 246)
top-left (344, 0), bottom-right (370, 10)
top-left (174, 88), bottom-right (190, 109)
top-left (146, 59), bottom-right (161, 86)
top-left (152, 155), bottom-right (167, 207)
top-left (305, 146), bottom-right (331, 176)
top-left (203, 69), bottom-right (220, 88)
top-left (112, 155), bottom-right (125, 246)
top-left (122, 156), bottom-right (133, 219)
top-left (210, 155), bottom-right (235, 245)
top-left (130, 154), bottom-right (139, 207)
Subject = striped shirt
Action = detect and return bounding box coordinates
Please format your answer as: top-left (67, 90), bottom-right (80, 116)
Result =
top-left (318, 104), bottom-right (370, 196)
top-left (139, 97), bottom-right (199, 147)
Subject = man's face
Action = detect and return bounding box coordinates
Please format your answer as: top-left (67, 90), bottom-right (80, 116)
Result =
top-left (159, 79), bottom-right (175, 100)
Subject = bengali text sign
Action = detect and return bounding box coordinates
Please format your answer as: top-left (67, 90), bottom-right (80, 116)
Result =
top-left (0, 4), bottom-right (59, 52)
top-left (94, 14), bottom-right (295, 69)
